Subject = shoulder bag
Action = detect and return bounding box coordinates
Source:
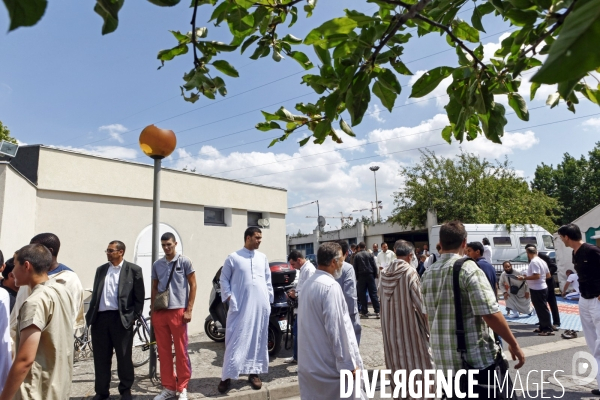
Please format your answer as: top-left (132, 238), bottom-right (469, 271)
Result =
top-left (154, 258), bottom-right (178, 311)
top-left (453, 258), bottom-right (515, 399)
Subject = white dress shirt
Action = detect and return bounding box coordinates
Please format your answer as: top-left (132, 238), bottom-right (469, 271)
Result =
top-left (99, 260), bottom-right (123, 311)
top-left (376, 250), bottom-right (396, 270)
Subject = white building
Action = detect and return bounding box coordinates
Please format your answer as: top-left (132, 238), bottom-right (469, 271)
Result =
top-left (554, 203), bottom-right (600, 289)
top-left (0, 145), bottom-right (287, 334)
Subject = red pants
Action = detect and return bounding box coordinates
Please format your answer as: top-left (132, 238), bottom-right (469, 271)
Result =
top-left (152, 308), bottom-right (192, 392)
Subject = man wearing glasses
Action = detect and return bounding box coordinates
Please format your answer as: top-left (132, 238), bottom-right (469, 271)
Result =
top-left (86, 241), bottom-right (145, 400)
top-left (151, 232), bottom-right (196, 400)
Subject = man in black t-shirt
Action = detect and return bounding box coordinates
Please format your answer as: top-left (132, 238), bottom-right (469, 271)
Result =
top-left (558, 223), bottom-right (600, 396)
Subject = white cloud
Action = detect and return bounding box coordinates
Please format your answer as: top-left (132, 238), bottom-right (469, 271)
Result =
top-left (99, 124), bottom-right (128, 143)
top-left (407, 71), bottom-right (451, 109)
top-left (50, 145), bottom-right (139, 160)
top-left (368, 104), bottom-right (386, 123)
top-left (368, 114), bottom-right (540, 161)
top-left (168, 137), bottom-right (404, 234)
top-left (583, 117), bottom-right (600, 130)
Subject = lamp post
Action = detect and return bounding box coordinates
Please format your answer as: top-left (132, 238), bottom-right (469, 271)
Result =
top-left (369, 165), bottom-right (380, 222)
top-left (139, 124), bottom-right (177, 382)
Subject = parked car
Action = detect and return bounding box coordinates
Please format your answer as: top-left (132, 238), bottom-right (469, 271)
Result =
top-left (509, 250), bottom-right (556, 264)
top-left (306, 253), bottom-right (317, 266)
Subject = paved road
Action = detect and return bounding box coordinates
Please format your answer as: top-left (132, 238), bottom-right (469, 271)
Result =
top-left (70, 313), bottom-right (600, 399)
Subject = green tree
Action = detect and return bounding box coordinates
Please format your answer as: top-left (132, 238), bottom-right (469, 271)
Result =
top-left (390, 150), bottom-right (559, 231)
top-left (0, 121), bottom-right (17, 144)
top-left (531, 142), bottom-right (600, 225)
top-left (4, 0), bottom-right (600, 147)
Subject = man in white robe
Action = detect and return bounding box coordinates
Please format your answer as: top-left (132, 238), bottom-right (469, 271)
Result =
top-left (298, 242), bottom-right (365, 400)
top-left (218, 227), bottom-right (273, 393)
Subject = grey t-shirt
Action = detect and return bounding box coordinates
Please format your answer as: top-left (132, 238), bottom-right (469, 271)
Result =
top-left (152, 254), bottom-right (195, 309)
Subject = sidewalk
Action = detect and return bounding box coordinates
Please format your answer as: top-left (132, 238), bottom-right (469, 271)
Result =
top-left (69, 315), bottom-right (385, 399)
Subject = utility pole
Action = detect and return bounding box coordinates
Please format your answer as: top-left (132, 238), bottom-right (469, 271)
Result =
top-left (369, 166), bottom-right (380, 222)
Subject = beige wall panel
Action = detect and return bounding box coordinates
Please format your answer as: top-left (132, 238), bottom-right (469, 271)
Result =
top-left (35, 190), bottom-right (287, 334)
top-left (0, 167), bottom-right (37, 256)
top-left (37, 148), bottom-right (287, 214)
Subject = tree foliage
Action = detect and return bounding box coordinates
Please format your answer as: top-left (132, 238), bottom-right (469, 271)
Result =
top-left (390, 150), bottom-right (559, 231)
top-left (4, 0), bottom-right (600, 147)
top-left (531, 142), bottom-right (600, 225)
top-left (0, 121), bottom-right (18, 144)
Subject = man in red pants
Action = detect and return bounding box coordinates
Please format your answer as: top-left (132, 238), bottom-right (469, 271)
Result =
top-left (151, 232), bottom-right (197, 400)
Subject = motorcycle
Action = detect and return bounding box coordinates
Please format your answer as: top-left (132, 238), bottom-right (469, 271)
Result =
top-left (204, 262), bottom-right (296, 357)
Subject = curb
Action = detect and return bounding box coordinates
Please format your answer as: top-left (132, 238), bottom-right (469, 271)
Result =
top-left (221, 382), bottom-right (300, 400)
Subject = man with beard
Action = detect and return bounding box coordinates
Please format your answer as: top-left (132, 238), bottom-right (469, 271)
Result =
top-left (499, 261), bottom-right (533, 317)
top-left (379, 240), bottom-right (434, 398)
top-left (298, 242), bottom-right (364, 400)
top-left (218, 227), bottom-right (273, 393)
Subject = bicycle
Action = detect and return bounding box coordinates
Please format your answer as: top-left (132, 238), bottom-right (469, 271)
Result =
top-left (73, 293), bottom-right (154, 367)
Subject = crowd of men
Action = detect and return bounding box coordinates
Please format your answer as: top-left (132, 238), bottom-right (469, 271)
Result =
top-left (0, 221), bottom-right (598, 399)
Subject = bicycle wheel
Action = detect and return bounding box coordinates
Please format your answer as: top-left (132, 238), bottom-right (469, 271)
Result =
top-left (132, 318), bottom-right (150, 367)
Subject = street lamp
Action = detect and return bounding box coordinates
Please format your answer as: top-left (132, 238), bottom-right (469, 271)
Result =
top-left (369, 165), bottom-right (380, 222)
top-left (139, 124), bottom-right (177, 382)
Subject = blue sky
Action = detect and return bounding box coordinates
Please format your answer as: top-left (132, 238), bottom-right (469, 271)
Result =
top-left (1, 1), bottom-right (599, 234)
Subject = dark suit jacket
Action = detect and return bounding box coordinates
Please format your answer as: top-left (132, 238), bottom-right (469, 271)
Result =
top-left (352, 250), bottom-right (378, 278)
top-left (85, 260), bottom-right (145, 330)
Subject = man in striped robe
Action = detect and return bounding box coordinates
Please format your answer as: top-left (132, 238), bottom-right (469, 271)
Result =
top-left (379, 240), bottom-right (435, 399)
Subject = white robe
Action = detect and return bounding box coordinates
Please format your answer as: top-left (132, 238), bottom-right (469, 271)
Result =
top-left (298, 270), bottom-right (365, 400)
top-left (0, 289), bottom-right (11, 393)
top-left (220, 248), bottom-right (273, 380)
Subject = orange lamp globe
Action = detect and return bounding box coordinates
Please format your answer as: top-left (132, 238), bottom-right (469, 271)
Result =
top-left (139, 125), bottom-right (177, 159)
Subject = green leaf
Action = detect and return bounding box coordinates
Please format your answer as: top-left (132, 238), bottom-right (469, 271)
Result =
top-left (313, 120), bottom-right (332, 144)
top-left (94, 0), bottom-right (124, 35)
top-left (480, 103), bottom-right (506, 143)
top-left (451, 20), bottom-right (479, 43)
top-left (147, 0), bottom-right (180, 6)
top-left (345, 9), bottom-right (376, 26)
top-left (532, 1), bottom-right (600, 84)
top-left (530, 82), bottom-right (541, 100)
top-left (410, 66), bottom-right (454, 98)
top-left (505, 9), bottom-right (538, 26)
top-left (4, 0), bottom-right (47, 31)
top-left (391, 59), bottom-right (413, 75)
top-left (582, 86), bottom-right (600, 104)
top-left (241, 35), bottom-right (259, 53)
top-left (211, 60), bottom-right (239, 77)
top-left (508, 0), bottom-right (533, 9)
top-left (441, 125), bottom-right (453, 143)
top-left (256, 121), bottom-right (282, 132)
top-left (261, 111), bottom-right (279, 121)
top-left (157, 43), bottom-right (189, 61)
top-left (313, 45), bottom-right (331, 66)
top-left (272, 50), bottom-right (283, 62)
top-left (508, 93), bottom-right (529, 121)
top-left (340, 119), bottom-right (355, 137)
top-left (558, 76), bottom-right (583, 99)
top-left (304, 17), bottom-right (358, 45)
top-left (283, 34), bottom-right (303, 45)
top-left (373, 81), bottom-right (397, 112)
top-left (298, 137), bottom-right (310, 147)
top-left (546, 92), bottom-right (560, 108)
top-left (324, 90), bottom-right (340, 120)
top-left (290, 51), bottom-right (314, 70)
top-left (471, 6), bottom-right (485, 33)
top-left (346, 71), bottom-right (372, 126)
top-left (377, 68), bottom-right (401, 94)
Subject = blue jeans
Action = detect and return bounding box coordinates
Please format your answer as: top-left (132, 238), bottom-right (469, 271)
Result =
top-left (293, 318), bottom-right (298, 361)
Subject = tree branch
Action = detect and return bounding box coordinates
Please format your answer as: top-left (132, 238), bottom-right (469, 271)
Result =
top-left (374, 0), bottom-right (413, 7)
top-left (522, 0), bottom-right (577, 56)
top-left (414, 14), bottom-right (487, 71)
top-left (190, 0), bottom-right (200, 67)
top-left (362, 0), bottom-right (433, 70)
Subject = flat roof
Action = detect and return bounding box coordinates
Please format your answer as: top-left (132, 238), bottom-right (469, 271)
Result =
top-left (31, 144), bottom-right (286, 192)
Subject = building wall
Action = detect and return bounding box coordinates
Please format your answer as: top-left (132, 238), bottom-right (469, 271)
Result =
top-left (34, 189), bottom-right (286, 334)
top-left (0, 165), bottom-right (37, 256)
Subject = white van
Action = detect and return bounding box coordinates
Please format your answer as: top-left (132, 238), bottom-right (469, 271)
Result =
top-left (428, 224), bottom-right (555, 265)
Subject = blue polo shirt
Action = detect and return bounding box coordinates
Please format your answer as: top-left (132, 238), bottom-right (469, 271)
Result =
top-left (151, 253), bottom-right (195, 309)
top-left (476, 257), bottom-right (497, 293)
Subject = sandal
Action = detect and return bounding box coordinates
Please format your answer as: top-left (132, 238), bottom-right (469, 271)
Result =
top-left (533, 329), bottom-right (542, 333)
top-left (538, 331), bottom-right (555, 336)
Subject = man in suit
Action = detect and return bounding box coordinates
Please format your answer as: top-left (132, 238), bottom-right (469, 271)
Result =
top-left (86, 240), bottom-right (145, 400)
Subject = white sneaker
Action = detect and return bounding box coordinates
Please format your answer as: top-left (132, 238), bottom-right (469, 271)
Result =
top-left (283, 356), bottom-right (297, 364)
top-left (178, 388), bottom-right (188, 399)
top-left (154, 389), bottom-right (177, 400)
